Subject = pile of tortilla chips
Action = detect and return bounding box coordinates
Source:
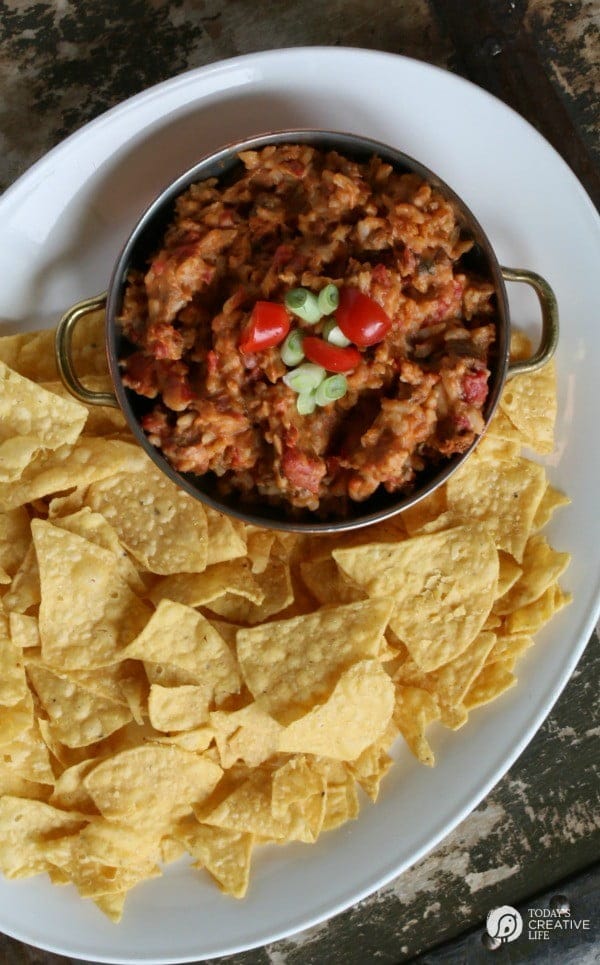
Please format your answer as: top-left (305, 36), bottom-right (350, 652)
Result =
top-left (0, 314), bottom-right (571, 921)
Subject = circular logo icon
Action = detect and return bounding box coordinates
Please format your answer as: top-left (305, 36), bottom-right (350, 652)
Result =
top-left (486, 905), bottom-right (523, 944)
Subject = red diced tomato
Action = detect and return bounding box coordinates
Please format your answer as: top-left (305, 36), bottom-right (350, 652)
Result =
top-left (239, 301), bottom-right (291, 354)
top-left (462, 370), bottom-right (489, 405)
top-left (336, 287), bottom-right (392, 346)
top-left (302, 337), bottom-right (362, 372)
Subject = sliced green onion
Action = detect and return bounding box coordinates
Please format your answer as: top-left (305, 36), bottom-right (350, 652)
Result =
top-left (315, 374), bottom-right (348, 407)
top-left (322, 317), bottom-right (351, 347)
top-left (282, 362), bottom-right (326, 394)
top-left (280, 329), bottom-right (305, 366)
top-left (284, 287), bottom-right (322, 324)
top-left (317, 284), bottom-right (340, 316)
top-left (296, 390), bottom-right (317, 415)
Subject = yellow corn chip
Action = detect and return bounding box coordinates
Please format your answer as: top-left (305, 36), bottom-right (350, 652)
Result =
top-left (236, 597), bottom-right (394, 723)
top-left (0, 507), bottom-right (30, 582)
top-left (393, 685), bottom-right (440, 766)
top-left (33, 519), bottom-right (151, 669)
top-left (86, 461), bottom-right (209, 575)
top-left (148, 684), bottom-right (211, 732)
top-left (0, 438), bottom-right (147, 512)
top-left (0, 795), bottom-right (86, 878)
top-left (334, 526), bottom-right (498, 672)
top-left (464, 661), bottom-right (517, 708)
top-left (150, 558), bottom-right (264, 608)
top-left (500, 361), bottom-right (557, 453)
top-left (533, 484), bottom-right (570, 531)
top-left (445, 456), bottom-right (546, 561)
top-left (505, 582), bottom-right (572, 634)
top-left (280, 660), bottom-right (395, 760)
top-left (0, 361), bottom-right (87, 481)
top-left (206, 554), bottom-right (294, 625)
top-left (27, 663), bottom-right (133, 747)
top-left (204, 507), bottom-right (247, 565)
top-left (3, 543), bottom-right (40, 613)
top-left (124, 599), bottom-right (240, 701)
top-left (84, 744), bottom-right (222, 826)
top-left (179, 820), bottom-right (253, 899)
top-left (495, 534), bottom-right (570, 614)
top-left (0, 607), bottom-right (28, 706)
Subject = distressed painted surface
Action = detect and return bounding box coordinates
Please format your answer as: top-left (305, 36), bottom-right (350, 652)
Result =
top-left (0, 1), bottom-right (598, 962)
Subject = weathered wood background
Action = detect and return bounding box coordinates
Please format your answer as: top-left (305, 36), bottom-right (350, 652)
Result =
top-left (0, 1), bottom-right (598, 961)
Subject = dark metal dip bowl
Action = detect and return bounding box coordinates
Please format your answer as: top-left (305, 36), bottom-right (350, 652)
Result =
top-left (55, 129), bottom-right (558, 533)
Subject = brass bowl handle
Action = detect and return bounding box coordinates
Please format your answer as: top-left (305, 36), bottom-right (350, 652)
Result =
top-left (502, 267), bottom-right (559, 379)
top-left (55, 293), bottom-right (119, 408)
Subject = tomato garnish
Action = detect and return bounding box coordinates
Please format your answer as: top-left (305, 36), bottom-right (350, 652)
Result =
top-left (336, 286), bottom-right (392, 347)
top-left (239, 301), bottom-right (290, 354)
top-left (302, 336), bottom-right (361, 372)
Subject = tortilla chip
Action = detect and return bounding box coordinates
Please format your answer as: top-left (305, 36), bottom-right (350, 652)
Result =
top-left (280, 660), bottom-right (395, 760)
top-left (86, 461), bottom-right (209, 575)
top-left (204, 508), bottom-right (247, 565)
top-left (500, 360), bottom-right (557, 453)
top-left (334, 526), bottom-right (498, 671)
top-left (84, 745), bottom-right (222, 827)
top-left (177, 818), bottom-right (253, 898)
top-left (236, 597), bottom-right (394, 723)
top-left (206, 553), bottom-right (294, 625)
top-left (0, 438), bottom-right (147, 512)
top-left (533, 484), bottom-right (570, 530)
top-left (445, 456), bottom-right (546, 562)
top-left (3, 543), bottom-right (40, 613)
top-left (464, 661), bottom-right (517, 708)
top-left (494, 534), bottom-right (570, 615)
top-left (124, 599), bottom-right (240, 701)
top-left (26, 664), bottom-right (133, 747)
top-left (392, 685), bottom-right (440, 766)
top-left (32, 520), bottom-right (150, 670)
top-left (504, 582), bottom-right (571, 634)
top-left (0, 361), bottom-right (87, 481)
top-left (0, 796), bottom-right (86, 878)
top-left (148, 684), bottom-right (211, 733)
top-left (0, 608), bottom-right (28, 706)
top-left (150, 558), bottom-right (264, 609)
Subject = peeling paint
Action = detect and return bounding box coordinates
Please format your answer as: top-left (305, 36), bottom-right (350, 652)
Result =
top-left (465, 862), bottom-right (520, 893)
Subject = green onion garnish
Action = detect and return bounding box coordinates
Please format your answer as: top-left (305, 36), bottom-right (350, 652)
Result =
top-left (322, 317), bottom-right (351, 347)
top-left (315, 374), bottom-right (348, 407)
top-left (280, 329), bottom-right (305, 366)
top-left (296, 391), bottom-right (317, 415)
top-left (284, 287), bottom-right (322, 324)
top-left (317, 284), bottom-right (340, 315)
top-left (282, 362), bottom-right (327, 394)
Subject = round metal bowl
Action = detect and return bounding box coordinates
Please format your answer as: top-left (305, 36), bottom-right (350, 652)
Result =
top-left (55, 130), bottom-right (558, 533)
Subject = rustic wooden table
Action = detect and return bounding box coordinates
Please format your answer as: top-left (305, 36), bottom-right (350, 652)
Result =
top-left (0, 2), bottom-right (598, 963)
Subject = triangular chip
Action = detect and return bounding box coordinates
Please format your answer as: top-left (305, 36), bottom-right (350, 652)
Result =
top-left (124, 599), bottom-right (240, 701)
top-left (0, 361), bottom-right (87, 481)
top-left (280, 660), bottom-right (395, 760)
top-left (85, 460), bottom-right (208, 574)
top-left (392, 685), bottom-right (440, 766)
top-left (236, 597), bottom-right (394, 723)
top-left (84, 744), bottom-right (222, 827)
top-left (500, 360), bottom-right (556, 453)
top-left (445, 456), bottom-right (546, 561)
top-left (177, 818), bottom-right (253, 898)
top-left (334, 526), bottom-right (498, 671)
top-left (27, 663), bottom-right (133, 747)
top-left (0, 438), bottom-right (147, 512)
top-left (33, 519), bottom-right (151, 669)
top-left (494, 534), bottom-right (570, 615)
